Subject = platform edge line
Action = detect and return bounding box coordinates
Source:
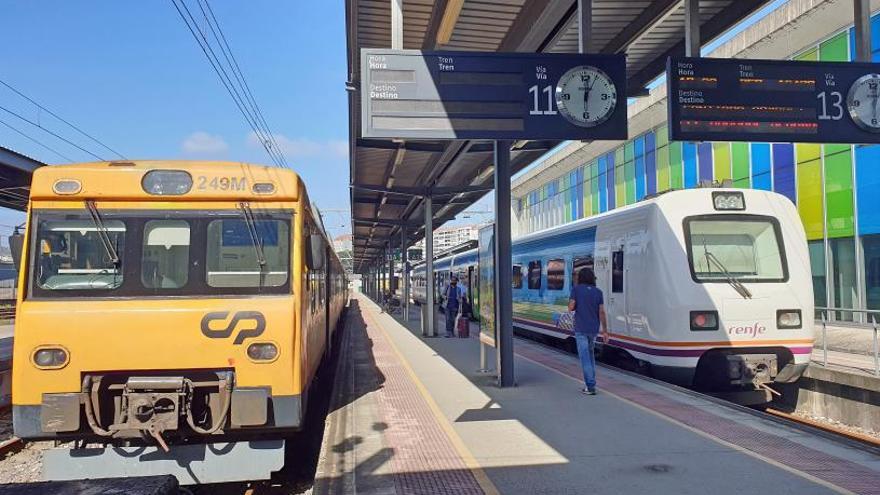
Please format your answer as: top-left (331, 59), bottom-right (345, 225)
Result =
top-left (364, 304), bottom-right (501, 495)
top-left (516, 351), bottom-right (857, 495)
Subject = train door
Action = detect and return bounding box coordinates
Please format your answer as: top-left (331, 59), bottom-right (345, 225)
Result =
top-left (606, 244), bottom-right (627, 335)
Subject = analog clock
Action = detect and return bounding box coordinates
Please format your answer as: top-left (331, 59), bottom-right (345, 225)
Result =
top-left (554, 66), bottom-right (618, 128)
top-left (847, 73), bottom-right (880, 132)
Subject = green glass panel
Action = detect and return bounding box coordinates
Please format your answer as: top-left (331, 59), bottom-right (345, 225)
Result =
top-left (712, 142), bottom-right (732, 182)
top-left (823, 144), bottom-right (854, 238)
top-left (819, 31), bottom-right (848, 62)
top-left (591, 162), bottom-right (599, 214)
top-left (794, 47), bottom-right (818, 62)
top-left (731, 142), bottom-right (750, 188)
top-left (669, 141), bottom-right (683, 189)
top-left (615, 147), bottom-right (625, 208)
top-left (624, 142), bottom-right (635, 204)
top-left (796, 143), bottom-right (824, 240)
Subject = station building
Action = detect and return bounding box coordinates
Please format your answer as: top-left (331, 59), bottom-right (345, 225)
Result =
top-left (511, 1), bottom-right (880, 321)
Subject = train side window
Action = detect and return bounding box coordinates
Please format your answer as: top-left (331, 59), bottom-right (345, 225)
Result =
top-left (612, 250), bottom-right (624, 293)
top-left (512, 264), bottom-right (523, 288)
top-left (547, 259), bottom-right (565, 290)
top-left (141, 220), bottom-right (190, 289)
top-left (573, 255), bottom-right (594, 283)
top-left (527, 260), bottom-right (541, 289)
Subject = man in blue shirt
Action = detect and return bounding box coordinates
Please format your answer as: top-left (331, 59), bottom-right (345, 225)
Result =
top-left (568, 267), bottom-right (608, 395)
top-left (443, 276), bottom-right (463, 338)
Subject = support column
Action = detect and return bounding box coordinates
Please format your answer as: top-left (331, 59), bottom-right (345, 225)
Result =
top-left (684, 0), bottom-right (700, 57)
top-left (389, 243), bottom-right (395, 297)
top-left (424, 196), bottom-right (435, 337)
top-left (855, 0), bottom-right (872, 62)
top-left (494, 140), bottom-right (514, 387)
top-left (391, 0), bottom-right (403, 50)
top-left (402, 226), bottom-right (410, 320)
top-left (577, 0), bottom-right (592, 53)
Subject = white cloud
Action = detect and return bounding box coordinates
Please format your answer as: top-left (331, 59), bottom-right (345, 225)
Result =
top-left (181, 131), bottom-right (228, 155)
top-left (246, 132), bottom-right (348, 159)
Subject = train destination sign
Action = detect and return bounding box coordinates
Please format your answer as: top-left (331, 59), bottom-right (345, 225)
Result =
top-left (361, 49), bottom-right (627, 140)
top-left (667, 56), bottom-right (880, 144)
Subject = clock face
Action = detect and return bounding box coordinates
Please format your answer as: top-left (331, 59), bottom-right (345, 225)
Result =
top-left (847, 73), bottom-right (880, 132)
top-left (555, 66), bottom-right (617, 128)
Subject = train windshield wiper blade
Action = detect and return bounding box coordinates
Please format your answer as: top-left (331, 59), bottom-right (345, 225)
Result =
top-left (703, 246), bottom-right (752, 299)
top-left (85, 200), bottom-right (120, 266)
top-left (237, 201), bottom-right (266, 269)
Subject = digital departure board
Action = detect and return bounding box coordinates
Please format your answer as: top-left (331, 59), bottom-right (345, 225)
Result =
top-left (667, 56), bottom-right (880, 144)
top-left (361, 49), bottom-right (627, 140)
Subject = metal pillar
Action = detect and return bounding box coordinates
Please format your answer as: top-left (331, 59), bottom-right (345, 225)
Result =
top-left (577, 0), bottom-right (592, 53)
top-left (494, 140), bottom-right (514, 387)
top-left (402, 226), bottom-right (410, 320)
top-left (391, 0), bottom-right (403, 50)
top-left (684, 0), bottom-right (700, 57)
top-left (855, 0), bottom-right (872, 62)
top-left (423, 196), bottom-right (435, 337)
top-left (387, 243), bottom-right (394, 298)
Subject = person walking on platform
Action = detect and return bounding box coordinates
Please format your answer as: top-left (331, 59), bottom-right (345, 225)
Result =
top-left (442, 275), bottom-right (463, 338)
top-left (568, 268), bottom-right (608, 395)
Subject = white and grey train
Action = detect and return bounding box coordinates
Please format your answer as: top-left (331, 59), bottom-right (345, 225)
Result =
top-left (411, 188), bottom-right (814, 396)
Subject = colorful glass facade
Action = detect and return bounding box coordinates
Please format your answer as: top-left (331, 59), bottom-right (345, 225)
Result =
top-left (515, 16), bottom-right (880, 320)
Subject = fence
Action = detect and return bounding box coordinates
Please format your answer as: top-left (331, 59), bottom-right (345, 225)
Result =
top-left (815, 306), bottom-right (879, 376)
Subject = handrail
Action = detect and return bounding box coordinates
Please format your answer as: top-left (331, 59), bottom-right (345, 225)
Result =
top-left (814, 307), bottom-right (878, 376)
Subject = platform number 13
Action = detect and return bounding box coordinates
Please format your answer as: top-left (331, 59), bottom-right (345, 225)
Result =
top-left (817, 90), bottom-right (844, 120)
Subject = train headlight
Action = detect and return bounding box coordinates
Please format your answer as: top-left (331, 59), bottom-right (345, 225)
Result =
top-left (141, 170), bottom-right (193, 196)
top-left (52, 179), bottom-right (82, 195)
top-left (247, 343), bottom-right (278, 362)
top-left (712, 191), bottom-right (745, 211)
top-left (777, 310), bottom-right (802, 329)
top-left (32, 347), bottom-right (69, 369)
top-left (690, 311), bottom-right (719, 331)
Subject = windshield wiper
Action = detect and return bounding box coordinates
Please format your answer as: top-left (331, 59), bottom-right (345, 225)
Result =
top-left (703, 244), bottom-right (752, 299)
top-left (85, 200), bottom-right (120, 266)
top-left (238, 202), bottom-right (266, 268)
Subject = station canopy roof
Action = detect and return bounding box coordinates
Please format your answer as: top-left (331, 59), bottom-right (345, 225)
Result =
top-left (347, 0), bottom-right (771, 272)
top-left (0, 146), bottom-right (45, 211)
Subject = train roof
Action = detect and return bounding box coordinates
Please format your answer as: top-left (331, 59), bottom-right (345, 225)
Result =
top-left (30, 161), bottom-right (301, 202)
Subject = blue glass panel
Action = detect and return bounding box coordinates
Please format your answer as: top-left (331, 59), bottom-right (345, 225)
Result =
top-left (606, 152), bottom-right (616, 210)
top-left (598, 155), bottom-right (608, 212)
top-left (697, 142), bottom-right (713, 182)
top-left (645, 131), bottom-right (657, 195)
top-left (634, 136), bottom-right (646, 200)
top-left (772, 143), bottom-right (796, 203)
top-left (683, 142), bottom-right (698, 188)
top-left (751, 143), bottom-right (772, 191)
top-left (856, 144), bottom-right (880, 234)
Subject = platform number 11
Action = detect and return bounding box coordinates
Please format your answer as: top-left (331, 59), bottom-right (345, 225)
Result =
top-left (529, 85), bottom-right (558, 115)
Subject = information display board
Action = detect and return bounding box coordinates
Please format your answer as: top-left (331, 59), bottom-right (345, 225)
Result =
top-left (361, 49), bottom-right (627, 140)
top-left (667, 56), bottom-right (880, 143)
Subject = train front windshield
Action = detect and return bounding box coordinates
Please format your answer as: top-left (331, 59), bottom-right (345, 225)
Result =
top-left (29, 208), bottom-right (291, 297)
top-left (685, 215), bottom-right (787, 282)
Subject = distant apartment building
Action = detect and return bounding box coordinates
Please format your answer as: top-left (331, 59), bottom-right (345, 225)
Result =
top-left (416, 224), bottom-right (480, 254)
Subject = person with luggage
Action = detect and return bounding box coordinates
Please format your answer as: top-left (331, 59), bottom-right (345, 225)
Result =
top-left (442, 276), bottom-right (463, 338)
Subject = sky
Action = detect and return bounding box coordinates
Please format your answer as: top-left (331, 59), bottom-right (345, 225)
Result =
top-left (0, 0), bottom-right (789, 241)
top-left (0, 1), bottom-right (351, 238)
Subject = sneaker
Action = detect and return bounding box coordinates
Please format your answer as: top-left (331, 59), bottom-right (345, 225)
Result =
top-left (444, 334), bottom-right (453, 338)
top-left (587, 388), bottom-right (597, 395)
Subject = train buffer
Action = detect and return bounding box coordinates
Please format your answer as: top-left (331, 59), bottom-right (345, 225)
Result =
top-left (314, 293), bottom-right (880, 495)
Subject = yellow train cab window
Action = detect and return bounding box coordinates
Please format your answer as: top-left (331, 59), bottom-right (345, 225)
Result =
top-left (206, 219), bottom-right (290, 288)
top-left (35, 219), bottom-right (125, 290)
top-left (142, 220), bottom-right (190, 289)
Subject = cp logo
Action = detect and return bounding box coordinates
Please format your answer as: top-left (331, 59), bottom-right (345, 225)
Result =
top-left (201, 311), bottom-right (266, 345)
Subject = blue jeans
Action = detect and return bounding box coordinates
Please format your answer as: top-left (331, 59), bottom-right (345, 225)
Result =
top-left (445, 308), bottom-right (458, 336)
top-left (575, 333), bottom-right (597, 390)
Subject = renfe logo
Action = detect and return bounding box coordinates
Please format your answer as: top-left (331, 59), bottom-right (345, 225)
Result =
top-left (727, 322), bottom-right (766, 338)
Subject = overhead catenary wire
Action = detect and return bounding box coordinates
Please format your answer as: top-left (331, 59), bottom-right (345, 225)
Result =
top-left (0, 78), bottom-right (126, 160)
top-left (0, 116), bottom-right (75, 163)
top-left (169, 0), bottom-right (288, 168)
top-left (198, 0), bottom-right (288, 167)
top-left (0, 104), bottom-right (104, 161)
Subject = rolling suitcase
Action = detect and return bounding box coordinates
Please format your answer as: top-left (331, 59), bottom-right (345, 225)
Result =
top-left (456, 315), bottom-right (470, 338)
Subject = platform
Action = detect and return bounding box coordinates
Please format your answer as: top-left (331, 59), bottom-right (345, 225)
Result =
top-left (314, 293), bottom-right (880, 495)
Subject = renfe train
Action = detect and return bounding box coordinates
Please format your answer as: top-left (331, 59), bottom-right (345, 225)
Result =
top-left (412, 188), bottom-right (814, 398)
top-left (12, 161), bottom-right (347, 484)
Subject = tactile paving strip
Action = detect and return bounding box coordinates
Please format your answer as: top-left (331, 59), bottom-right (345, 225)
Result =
top-left (360, 306), bottom-right (485, 495)
top-left (516, 340), bottom-right (880, 495)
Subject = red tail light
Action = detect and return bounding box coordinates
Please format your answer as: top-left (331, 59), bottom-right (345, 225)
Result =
top-left (690, 311), bottom-right (719, 331)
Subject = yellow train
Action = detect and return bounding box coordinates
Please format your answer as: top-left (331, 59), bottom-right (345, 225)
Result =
top-left (11, 161), bottom-right (347, 483)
